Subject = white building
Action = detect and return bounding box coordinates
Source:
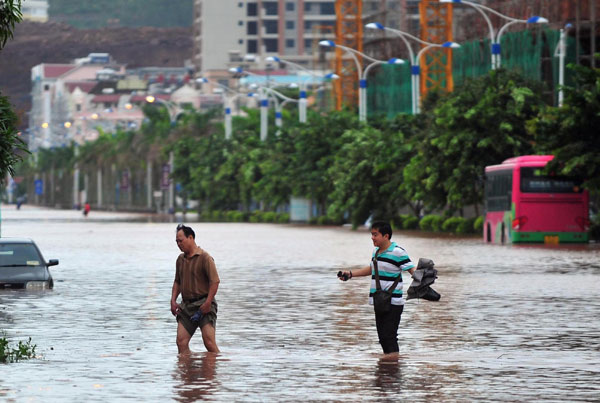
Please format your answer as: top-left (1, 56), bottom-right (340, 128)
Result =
top-left (21, 0), bottom-right (49, 22)
top-left (193, 1), bottom-right (409, 86)
top-left (28, 54), bottom-right (210, 150)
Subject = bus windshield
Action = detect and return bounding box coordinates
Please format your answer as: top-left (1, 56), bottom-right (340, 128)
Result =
top-left (520, 168), bottom-right (582, 193)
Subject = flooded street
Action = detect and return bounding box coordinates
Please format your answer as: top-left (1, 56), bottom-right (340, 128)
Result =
top-left (1, 205), bottom-right (599, 401)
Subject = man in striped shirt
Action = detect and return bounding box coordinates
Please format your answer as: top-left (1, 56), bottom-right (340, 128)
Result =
top-left (339, 221), bottom-right (415, 356)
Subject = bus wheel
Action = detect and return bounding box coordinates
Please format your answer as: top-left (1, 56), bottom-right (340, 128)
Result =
top-left (501, 223), bottom-right (506, 244)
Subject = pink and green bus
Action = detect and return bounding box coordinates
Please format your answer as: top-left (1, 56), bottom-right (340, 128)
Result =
top-left (484, 155), bottom-right (589, 244)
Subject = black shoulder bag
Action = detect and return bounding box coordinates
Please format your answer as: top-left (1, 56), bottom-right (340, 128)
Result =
top-left (372, 256), bottom-right (401, 314)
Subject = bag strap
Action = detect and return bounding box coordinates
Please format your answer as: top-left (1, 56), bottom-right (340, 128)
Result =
top-left (373, 253), bottom-right (402, 293)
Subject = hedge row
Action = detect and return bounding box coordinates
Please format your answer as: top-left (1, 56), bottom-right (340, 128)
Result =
top-left (198, 210), bottom-right (290, 223)
top-left (195, 210), bottom-right (484, 235)
top-left (390, 214), bottom-right (483, 234)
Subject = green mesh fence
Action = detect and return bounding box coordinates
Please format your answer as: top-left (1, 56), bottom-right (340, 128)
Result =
top-left (368, 29), bottom-right (578, 116)
top-left (367, 63), bottom-right (412, 118)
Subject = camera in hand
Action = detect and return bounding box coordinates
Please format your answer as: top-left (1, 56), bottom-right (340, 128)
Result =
top-left (337, 271), bottom-right (349, 281)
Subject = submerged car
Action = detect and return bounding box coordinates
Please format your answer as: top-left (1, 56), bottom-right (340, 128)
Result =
top-left (0, 238), bottom-right (59, 290)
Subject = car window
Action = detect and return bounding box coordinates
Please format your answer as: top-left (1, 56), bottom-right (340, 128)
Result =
top-left (0, 244), bottom-right (43, 267)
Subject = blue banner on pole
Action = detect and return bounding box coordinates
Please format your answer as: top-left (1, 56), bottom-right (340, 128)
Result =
top-left (34, 179), bottom-right (43, 195)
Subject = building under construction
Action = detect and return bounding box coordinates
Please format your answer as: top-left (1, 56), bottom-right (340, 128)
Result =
top-left (354, 0), bottom-right (600, 115)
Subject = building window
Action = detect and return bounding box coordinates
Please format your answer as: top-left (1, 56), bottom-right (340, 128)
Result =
top-left (247, 21), bottom-right (257, 35)
top-left (286, 20), bottom-right (294, 29)
top-left (264, 20), bottom-right (278, 34)
top-left (238, 20), bottom-right (243, 26)
top-left (304, 3), bottom-right (311, 12)
top-left (76, 104), bottom-right (82, 111)
top-left (304, 39), bottom-right (314, 51)
top-left (286, 2), bottom-right (295, 11)
top-left (263, 2), bottom-right (278, 15)
top-left (238, 2), bottom-right (243, 7)
top-left (247, 2), bottom-right (257, 16)
top-left (320, 2), bottom-right (335, 15)
top-left (286, 39), bottom-right (295, 48)
top-left (247, 40), bottom-right (257, 54)
top-left (264, 38), bottom-right (278, 52)
top-left (239, 39), bottom-right (244, 44)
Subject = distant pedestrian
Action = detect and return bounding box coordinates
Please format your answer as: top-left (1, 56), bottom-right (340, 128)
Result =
top-left (171, 224), bottom-right (220, 354)
top-left (83, 202), bottom-right (91, 217)
top-left (338, 221), bottom-right (415, 357)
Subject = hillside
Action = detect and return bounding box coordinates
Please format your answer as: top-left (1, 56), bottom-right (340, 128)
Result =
top-left (0, 21), bottom-right (194, 127)
top-left (48, 0), bottom-right (194, 29)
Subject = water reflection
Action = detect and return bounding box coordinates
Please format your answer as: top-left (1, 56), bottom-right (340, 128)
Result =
top-left (373, 356), bottom-right (402, 389)
top-left (0, 206), bottom-right (598, 401)
top-left (173, 353), bottom-right (219, 402)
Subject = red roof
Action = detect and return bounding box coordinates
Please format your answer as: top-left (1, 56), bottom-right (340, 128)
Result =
top-left (91, 94), bottom-right (121, 103)
top-left (43, 64), bottom-right (75, 78)
top-left (65, 81), bottom-right (97, 93)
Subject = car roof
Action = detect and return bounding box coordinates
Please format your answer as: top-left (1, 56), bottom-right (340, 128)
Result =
top-left (0, 238), bottom-right (36, 244)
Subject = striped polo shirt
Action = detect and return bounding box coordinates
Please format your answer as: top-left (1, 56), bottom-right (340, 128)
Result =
top-left (369, 242), bottom-right (415, 306)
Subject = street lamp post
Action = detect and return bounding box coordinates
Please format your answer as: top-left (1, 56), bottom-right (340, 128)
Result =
top-left (365, 23), bottom-right (460, 114)
top-left (145, 95), bottom-right (179, 214)
top-left (249, 85), bottom-right (299, 129)
top-left (554, 24), bottom-right (572, 107)
top-left (265, 56), bottom-right (339, 123)
top-left (318, 40), bottom-right (405, 122)
top-left (440, 0), bottom-right (547, 70)
top-left (197, 77), bottom-right (244, 140)
top-left (229, 67), bottom-right (275, 140)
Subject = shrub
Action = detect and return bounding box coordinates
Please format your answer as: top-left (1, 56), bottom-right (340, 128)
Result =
top-left (0, 334), bottom-right (36, 363)
top-left (458, 217), bottom-right (477, 234)
top-left (473, 216), bottom-right (484, 233)
top-left (262, 212), bottom-right (277, 223)
top-left (249, 211), bottom-right (263, 223)
top-left (589, 214), bottom-right (600, 241)
top-left (443, 216), bottom-right (466, 233)
top-left (402, 216), bottom-right (419, 230)
top-left (419, 214), bottom-right (444, 231)
top-left (225, 210), bottom-right (247, 222)
top-left (277, 213), bottom-right (290, 223)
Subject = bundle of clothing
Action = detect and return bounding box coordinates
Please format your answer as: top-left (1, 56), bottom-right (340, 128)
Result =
top-left (407, 257), bottom-right (441, 301)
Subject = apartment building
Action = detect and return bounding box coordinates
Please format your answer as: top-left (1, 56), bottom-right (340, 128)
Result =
top-left (192, 0), bottom-right (408, 95)
top-left (21, 0), bottom-right (49, 22)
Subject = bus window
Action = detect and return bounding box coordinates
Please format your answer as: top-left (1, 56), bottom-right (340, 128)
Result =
top-left (520, 168), bottom-right (582, 193)
top-left (485, 171), bottom-right (513, 211)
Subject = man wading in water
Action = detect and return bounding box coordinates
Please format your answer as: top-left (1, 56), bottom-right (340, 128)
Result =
top-left (339, 221), bottom-right (415, 357)
top-left (171, 224), bottom-right (220, 353)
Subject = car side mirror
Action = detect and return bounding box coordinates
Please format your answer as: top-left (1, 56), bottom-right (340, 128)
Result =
top-left (47, 259), bottom-right (59, 266)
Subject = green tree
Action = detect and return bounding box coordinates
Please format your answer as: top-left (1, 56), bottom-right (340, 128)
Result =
top-left (0, 0), bottom-right (22, 48)
top-left (327, 120), bottom-right (417, 227)
top-left (530, 61), bottom-right (600, 191)
top-left (0, 0), bottom-right (27, 182)
top-left (415, 69), bottom-right (544, 215)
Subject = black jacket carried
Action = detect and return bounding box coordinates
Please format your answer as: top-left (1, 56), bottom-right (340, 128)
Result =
top-left (407, 258), bottom-right (441, 301)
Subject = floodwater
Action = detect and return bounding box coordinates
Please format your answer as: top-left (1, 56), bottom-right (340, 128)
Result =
top-left (1, 206), bottom-right (599, 402)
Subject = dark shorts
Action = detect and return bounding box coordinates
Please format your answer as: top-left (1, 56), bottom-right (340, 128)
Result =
top-left (177, 298), bottom-right (218, 337)
top-left (375, 304), bottom-right (404, 354)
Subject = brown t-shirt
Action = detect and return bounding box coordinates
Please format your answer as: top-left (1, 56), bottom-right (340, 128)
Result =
top-left (174, 247), bottom-right (220, 301)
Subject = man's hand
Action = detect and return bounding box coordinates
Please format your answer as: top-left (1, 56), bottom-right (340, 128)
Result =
top-left (337, 271), bottom-right (352, 281)
top-left (199, 300), bottom-right (211, 314)
top-left (170, 300), bottom-right (180, 316)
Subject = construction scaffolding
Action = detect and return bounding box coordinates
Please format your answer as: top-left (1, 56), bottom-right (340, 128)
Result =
top-left (334, 0), bottom-right (363, 110)
top-left (419, 0), bottom-right (454, 98)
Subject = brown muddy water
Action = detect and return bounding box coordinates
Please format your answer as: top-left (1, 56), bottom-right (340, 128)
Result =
top-left (1, 206), bottom-right (599, 401)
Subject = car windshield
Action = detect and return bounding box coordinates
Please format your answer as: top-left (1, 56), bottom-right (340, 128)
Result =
top-left (0, 243), bottom-right (43, 267)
